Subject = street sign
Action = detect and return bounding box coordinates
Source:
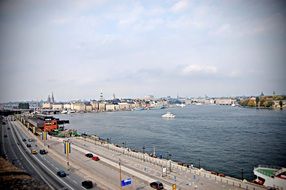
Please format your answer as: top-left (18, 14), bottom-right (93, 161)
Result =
top-left (121, 178), bottom-right (132, 187)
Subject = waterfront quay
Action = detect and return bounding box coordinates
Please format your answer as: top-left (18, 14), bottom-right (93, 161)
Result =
top-left (2, 115), bottom-right (266, 190)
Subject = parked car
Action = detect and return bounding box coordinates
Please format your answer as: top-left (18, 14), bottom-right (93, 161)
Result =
top-left (85, 153), bottom-right (93, 158)
top-left (4, 134), bottom-right (7, 138)
top-left (82, 180), bottom-right (93, 189)
top-left (28, 139), bottom-right (34, 142)
top-left (26, 144), bottom-right (31, 147)
top-left (7, 127), bottom-right (10, 130)
top-left (92, 156), bottom-right (100, 161)
top-left (150, 181), bottom-right (164, 190)
top-left (39, 149), bottom-right (48, 155)
top-left (57, 171), bottom-right (67, 177)
top-left (31, 149), bottom-right (37, 154)
top-left (22, 138), bottom-right (26, 142)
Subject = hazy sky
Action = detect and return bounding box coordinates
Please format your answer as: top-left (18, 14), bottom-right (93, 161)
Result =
top-left (0, 0), bottom-right (286, 102)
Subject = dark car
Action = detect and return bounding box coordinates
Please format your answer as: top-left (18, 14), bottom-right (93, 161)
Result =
top-left (57, 171), bottom-right (66, 177)
top-left (92, 156), bottom-right (100, 161)
top-left (26, 144), bottom-right (31, 147)
top-left (150, 181), bottom-right (164, 190)
top-left (39, 149), bottom-right (48, 155)
top-left (85, 153), bottom-right (93, 158)
top-left (4, 134), bottom-right (7, 138)
top-left (82, 180), bottom-right (93, 189)
top-left (7, 127), bottom-right (10, 130)
top-left (22, 138), bottom-right (27, 142)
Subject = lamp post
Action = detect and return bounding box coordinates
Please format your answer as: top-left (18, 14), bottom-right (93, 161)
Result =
top-left (167, 152), bottom-right (172, 172)
top-left (119, 158), bottom-right (122, 190)
top-left (142, 146), bottom-right (146, 161)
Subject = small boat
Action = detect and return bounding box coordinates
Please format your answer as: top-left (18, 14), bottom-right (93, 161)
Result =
top-left (231, 103), bottom-right (236, 107)
top-left (61, 110), bottom-right (68, 114)
top-left (161, 112), bottom-right (176, 118)
top-left (68, 110), bottom-right (75, 114)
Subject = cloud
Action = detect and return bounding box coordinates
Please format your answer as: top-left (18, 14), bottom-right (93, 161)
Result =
top-left (171, 0), bottom-right (189, 13)
top-left (182, 64), bottom-right (217, 75)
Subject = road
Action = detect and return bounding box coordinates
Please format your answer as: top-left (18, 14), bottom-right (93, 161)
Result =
top-left (12, 118), bottom-right (153, 190)
top-left (1, 116), bottom-right (87, 190)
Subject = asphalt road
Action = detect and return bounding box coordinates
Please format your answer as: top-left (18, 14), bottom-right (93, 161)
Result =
top-left (1, 116), bottom-right (86, 190)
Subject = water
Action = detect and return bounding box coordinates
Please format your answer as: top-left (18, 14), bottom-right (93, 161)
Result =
top-left (58, 105), bottom-right (286, 180)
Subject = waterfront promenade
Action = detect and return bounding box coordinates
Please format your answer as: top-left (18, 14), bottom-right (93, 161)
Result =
top-left (11, 117), bottom-right (266, 190)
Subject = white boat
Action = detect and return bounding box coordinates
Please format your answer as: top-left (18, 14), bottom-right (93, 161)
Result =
top-left (61, 110), bottom-right (68, 114)
top-left (176, 104), bottom-right (186, 108)
top-left (253, 165), bottom-right (286, 189)
top-left (195, 103), bottom-right (202, 105)
top-left (231, 103), bottom-right (236, 107)
top-left (161, 112), bottom-right (176, 118)
top-left (68, 110), bottom-right (75, 114)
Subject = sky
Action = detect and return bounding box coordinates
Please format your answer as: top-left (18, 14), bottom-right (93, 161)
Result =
top-left (0, 0), bottom-right (286, 102)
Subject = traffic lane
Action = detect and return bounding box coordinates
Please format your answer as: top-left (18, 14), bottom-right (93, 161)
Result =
top-left (52, 141), bottom-right (152, 190)
top-left (11, 121), bottom-right (86, 190)
top-left (39, 153), bottom-right (87, 190)
top-left (9, 121), bottom-right (75, 190)
top-left (72, 140), bottom-right (165, 186)
top-left (51, 142), bottom-right (119, 190)
top-left (58, 141), bottom-right (153, 190)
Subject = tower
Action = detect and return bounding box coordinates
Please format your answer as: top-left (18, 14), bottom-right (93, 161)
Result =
top-left (51, 92), bottom-right (55, 103)
top-left (100, 90), bottom-right (104, 102)
top-left (47, 95), bottom-right (51, 103)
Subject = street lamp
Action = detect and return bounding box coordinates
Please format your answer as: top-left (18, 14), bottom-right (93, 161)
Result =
top-left (119, 158), bottom-right (122, 190)
top-left (142, 146), bottom-right (146, 162)
top-left (167, 152), bottom-right (172, 172)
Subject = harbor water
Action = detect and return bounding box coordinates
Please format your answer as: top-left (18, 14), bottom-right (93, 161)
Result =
top-left (58, 105), bottom-right (286, 180)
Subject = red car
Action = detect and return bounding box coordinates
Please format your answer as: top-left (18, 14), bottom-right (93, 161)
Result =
top-left (92, 156), bottom-right (100, 161)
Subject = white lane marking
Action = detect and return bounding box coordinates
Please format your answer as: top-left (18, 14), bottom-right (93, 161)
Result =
top-left (12, 121), bottom-right (75, 190)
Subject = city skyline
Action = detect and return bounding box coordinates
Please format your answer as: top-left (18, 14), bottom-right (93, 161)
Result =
top-left (1, 0), bottom-right (286, 102)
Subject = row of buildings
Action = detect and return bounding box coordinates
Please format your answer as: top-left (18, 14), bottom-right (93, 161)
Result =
top-left (41, 97), bottom-right (237, 112)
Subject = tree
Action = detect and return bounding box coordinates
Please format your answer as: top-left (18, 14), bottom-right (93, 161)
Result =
top-left (255, 97), bottom-right (260, 107)
top-left (18, 103), bottom-right (29, 109)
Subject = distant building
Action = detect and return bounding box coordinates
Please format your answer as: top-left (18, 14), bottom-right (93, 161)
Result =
top-left (106, 104), bottom-right (119, 111)
top-left (91, 100), bottom-right (99, 111)
top-left (52, 103), bottom-right (63, 110)
top-left (85, 103), bottom-right (92, 112)
top-left (63, 103), bottom-right (71, 110)
top-left (42, 102), bottom-right (52, 109)
top-left (73, 102), bottom-right (85, 112)
top-left (215, 98), bottom-right (233, 105)
top-left (98, 102), bottom-right (106, 112)
top-left (118, 102), bottom-right (131, 110)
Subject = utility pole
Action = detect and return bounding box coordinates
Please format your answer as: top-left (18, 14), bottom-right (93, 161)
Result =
top-left (119, 159), bottom-right (122, 190)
